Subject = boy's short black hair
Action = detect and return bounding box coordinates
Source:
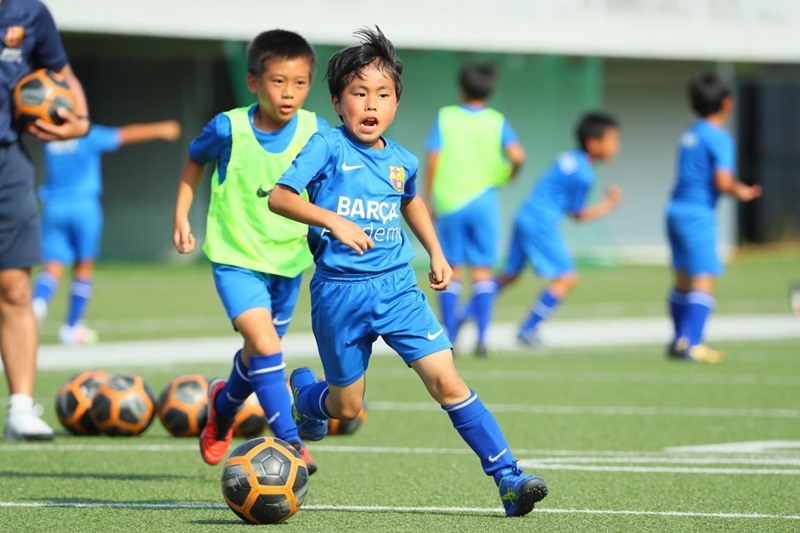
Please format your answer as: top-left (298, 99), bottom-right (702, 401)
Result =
top-left (326, 26), bottom-right (403, 101)
top-left (688, 71), bottom-right (731, 117)
top-left (576, 112), bottom-right (619, 151)
top-left (246, 29), bottom-right (316, 78)
top-left (458, 61), bottom-right (497, 100)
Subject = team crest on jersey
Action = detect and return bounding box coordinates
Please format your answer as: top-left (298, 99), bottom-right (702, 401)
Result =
top-left (4, 26), bottom-right (25, 48)
top-left (389, 166), bottom-right (405, 192)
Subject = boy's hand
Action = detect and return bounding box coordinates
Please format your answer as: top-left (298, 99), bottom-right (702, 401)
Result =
top-left (28, 108), bottom-right (90, 141)
top-left (428, 254), bottom-right (453, 291)
top-left (736, 183), bottom-right (762, 202)
top-left (329, 216), bottom-right (374, 255)
top-left (173, 219), bottom-right (195, 254)
top-left (605, 185), bottom-right (623, 206)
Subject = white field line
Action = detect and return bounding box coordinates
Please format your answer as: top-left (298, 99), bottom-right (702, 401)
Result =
top-left (1, 443), bottom-right (799, 475)
top-left (367, 401), bottom-right (800, 419)
top-left (0, 501), bottom-right (798, 521)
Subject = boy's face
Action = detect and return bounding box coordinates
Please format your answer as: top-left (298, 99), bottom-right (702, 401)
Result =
top-left (332, 62), bottom-right (398, 149)
top-left (247, 56), bottom-right (312, 131)
top-left (588, 127), bottom-right (621, 161)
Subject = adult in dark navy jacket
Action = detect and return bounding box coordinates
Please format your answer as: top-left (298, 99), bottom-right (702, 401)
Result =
top-left (0, 0), bottom-right (89, 441)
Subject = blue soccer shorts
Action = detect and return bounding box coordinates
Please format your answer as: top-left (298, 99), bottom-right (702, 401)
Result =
top-left (0, 143), bottom-right (40, 270)
top-left (436, 188), bottom-right (499, 268)
top-left (310, 265), bottom-right (453, 387)
top-left (666, 202), bottom-right (722, 276)
top-left (41, 199), bottom-right (103, 264)
top-left (211, 262), bottom-right (303, 336)
top-left (503, 212), bottom-right (575, 279)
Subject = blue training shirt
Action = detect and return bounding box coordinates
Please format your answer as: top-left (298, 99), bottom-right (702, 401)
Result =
top-left (40, 125), bottom-right (120, 202)
top-left (424, 103), bottom-right (518, 152)
top-left (277, 126), bottom-right (418, 275)
top-left (671, 119), bottom-right (735, 209)
top-left (0, 0), bottom-right (68, 145)
top-left (518, 148), bottom-right (594, 224)
top-left (188, 105), bottom-right (330, 184)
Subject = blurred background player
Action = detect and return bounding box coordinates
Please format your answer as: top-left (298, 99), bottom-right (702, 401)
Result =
top-left (665, 71), bottom-right (761, 363)
top-left (32, 120), bottom-right (182, 344)
top-left (1, 0), bottom-right (90, 440)
top-left (269, 26), bottom-right (547, 517)
top-left (497, 112), bottom-right (623, 347)
top-left (424, 61), bottom-right (524, 356)
top-left (172, 29), bottom-right (328, 473)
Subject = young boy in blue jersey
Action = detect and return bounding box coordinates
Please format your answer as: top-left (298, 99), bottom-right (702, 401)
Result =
top-left (666, 71), bottom-right (761, 363)
top-left (32, 120), bottom-right (181, 344)
top-left (424, 61), bottom-right (524, 357)
top-left (269, 27), bottom-right (548, 517)
top-left (497, 112), bottom-right (623, 346)
top-left (172, 29), bottom-right (328, 472)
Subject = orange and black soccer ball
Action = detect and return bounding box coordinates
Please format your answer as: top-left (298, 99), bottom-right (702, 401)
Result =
top-left (328, 407), bottom-right (368, 436)
top-left (232, 394), bottom-right (268, 438)
top-left (55, 369), bottom-right (111, 435)
top-left (156, 374), bottom-right (208, 437)
top-left (90, 374), bottom-right (156, 436)
top-left (221, 436), bottom-right (309, 524)
top-left (12, 69), bottom-right (74, 128)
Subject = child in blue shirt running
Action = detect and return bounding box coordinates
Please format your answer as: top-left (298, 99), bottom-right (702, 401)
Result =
top-left (665, 71), bottom-right (761, 363)
top-left (498, 112), bottom-right (622, 346)
top-left (269, 26), bottom-right (547, 517)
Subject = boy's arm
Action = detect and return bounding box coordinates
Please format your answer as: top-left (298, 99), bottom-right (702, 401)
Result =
top-left (573, 185), bottom-right (623, 222)
top-left (118, 120), bottom-right (182, 146)
top-left (505, 142), bottom-right (525, 181)
top-left (400, 195), bottom-right (453, 291)
top-left (173, 159), bottom-right (205, 254)
top-left (714, 169), bottom-right (762, 202)
top-left (269, 185), bottom-right (374, 255)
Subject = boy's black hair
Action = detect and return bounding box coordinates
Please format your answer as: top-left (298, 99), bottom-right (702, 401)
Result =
top-left (458, 61), bottom-right (497, 100)
top-left (246, 29), bottom-right (316, 78)
top-left (688, 71), bottom-right (731, 117)
top-left (326, 26), bottom-right (403, 101)
top-left (576, 112), bottom-right (619, 151)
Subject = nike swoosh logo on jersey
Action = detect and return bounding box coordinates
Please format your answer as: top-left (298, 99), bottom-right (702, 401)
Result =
top-left (487, 448), bottom-right (508, 463)
top-left (273, 317), bottom-right (292, 326)
top-left (341, 162), bottom-right (365, 171)
top-left (427, 328), bottom-right (444, 341)
top-left (256, 186), bottom-right (272, 198)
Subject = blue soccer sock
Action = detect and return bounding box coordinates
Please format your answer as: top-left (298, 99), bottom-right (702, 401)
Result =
top-left (470, 280), bottom-right (497, 345)
top-left (439, 280), bottom-right (462, 341)
top-left (295, 379), bottom-right (332, 421)
top-left (443, 390), bottom-right (515, 479)
top-left (33, 271), bottom-right (59, 304)
top-left (66, 277), bottom-right (93, 327)
top-left (249, 353), bottom-right (300, 443)
top-left (685, 291), bottom-right (715, 347)
top-left (214, 350), bottom-right (253, 419)
top-left (668, 288), bottom-right (689, 342)
top-left (521, 289), bottom-right (561, 334)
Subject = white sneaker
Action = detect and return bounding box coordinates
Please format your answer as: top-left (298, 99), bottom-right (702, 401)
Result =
top-left (4, 404), bottom-right (55, 441)
top-left (32, 298), bottom-right (48, 325)
top-left (58, 323), bottom-right (99, 345)
top-left (791, 283), bottom-right (800, 317)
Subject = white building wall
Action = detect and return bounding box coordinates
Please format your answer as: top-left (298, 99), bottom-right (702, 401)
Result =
top-left (47, 0), bottom-right (800, 62)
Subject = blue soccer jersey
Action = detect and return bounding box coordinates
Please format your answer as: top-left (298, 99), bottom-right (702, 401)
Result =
top-left (188, 105), bottom-right (330, 183)
top-left (670, 120), bottom-right (735, 209)
top-left (277, 126), bottom-right (418, 275)
top-left (40, 125), bottom-right (120, 203)
top-left (519, 149), bottom-right (595, 223)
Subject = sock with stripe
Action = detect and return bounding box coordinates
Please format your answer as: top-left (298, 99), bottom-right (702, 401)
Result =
top-left (249, 352), bottom-right (299, 443)
top-left (443, 390), bottom-right (515, 478)
top-left (214, 350), bottom-right (253, 419)
top-left (469, 280), bottom-right (497, 346)
top-left (685, 291), bottom-right (715, 347)
top-left (439, 280), bottom-right (462, 342)
top-left (521, 289), bottom-right (561, 335)
top-left (66, 277), bottom-right (93, 327)
top-left (669, 288), bottom-right (689, 344)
